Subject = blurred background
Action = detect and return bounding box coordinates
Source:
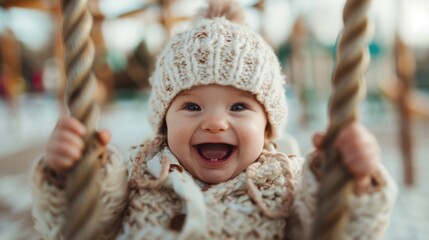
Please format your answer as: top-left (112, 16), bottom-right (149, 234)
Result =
top-left (0, 0), bottom-right (428, 239)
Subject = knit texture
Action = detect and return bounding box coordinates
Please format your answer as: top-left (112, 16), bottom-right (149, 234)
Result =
top-left (31, 147), bottom-right (128, 240)
top-left (122, 138), bottom-right (297, 239)
top-left (31, 138), bottom-right (396, 239)
top-left (292, 152), bottom-right (398, 240)
top-left (148, 16), bottom-right (287, 139)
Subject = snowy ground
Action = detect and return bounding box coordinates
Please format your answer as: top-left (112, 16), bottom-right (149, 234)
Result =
top-left (0, 93), bottom-right (428, 239)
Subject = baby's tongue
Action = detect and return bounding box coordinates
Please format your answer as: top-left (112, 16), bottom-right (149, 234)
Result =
top-left (198, 143), bottom-right (231, 160)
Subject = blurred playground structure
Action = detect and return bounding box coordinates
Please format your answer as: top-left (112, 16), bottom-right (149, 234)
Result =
top-left (0, 0), bottom-right (428, 239)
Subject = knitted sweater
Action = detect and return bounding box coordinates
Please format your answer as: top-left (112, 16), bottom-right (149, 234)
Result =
top-left (31, 138), bottom-right (397, 239)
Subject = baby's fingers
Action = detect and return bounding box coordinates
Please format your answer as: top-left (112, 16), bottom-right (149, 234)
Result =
top-left (343, 151), bottom-right (371, 178)
top-left (97, 129), bottom-right (112, 146)
top-left (312, 132), bottom-right (325, 150)
top-left (56, 117), bottom-right (86, 136)
top-left (45, 139), bottom-right (84, 172)
top-left (342, 152), bottom-right (377, 194)
top-left (47, 141), bottom-right (83, 162)
top-left (54, 130), bottom-right (85, 151)
top-left (44, 151), bottom-right (76, 173)
top-left (342, 144), bottom-right (379, 176)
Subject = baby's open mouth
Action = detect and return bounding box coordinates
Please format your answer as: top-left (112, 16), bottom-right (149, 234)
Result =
top-left (196, 143), bottom-right (235, 162)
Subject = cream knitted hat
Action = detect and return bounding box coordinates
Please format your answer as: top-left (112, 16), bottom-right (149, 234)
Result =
top-left (148, 0), bottom-right (287, 139)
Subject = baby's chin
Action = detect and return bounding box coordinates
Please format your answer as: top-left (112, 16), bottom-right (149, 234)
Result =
top-left (193, 170), bottom-right (240, 185)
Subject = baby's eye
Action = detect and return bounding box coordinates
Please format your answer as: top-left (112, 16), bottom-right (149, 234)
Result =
top-left (183, 102), bottom-right (201, 111)
top-left (230, 103), bottom-right (247, 111)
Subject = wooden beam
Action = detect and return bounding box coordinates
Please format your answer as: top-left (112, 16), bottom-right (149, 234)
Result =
top-left (379, 80), bottom-right (429, 120)
top-left (0, 0), bottom-right (54, 11)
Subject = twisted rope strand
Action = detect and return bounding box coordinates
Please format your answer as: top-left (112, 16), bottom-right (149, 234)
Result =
top-left (312, 0), bottom-right (372, 239)
top-left (61, 0), bottom-right (103, 239)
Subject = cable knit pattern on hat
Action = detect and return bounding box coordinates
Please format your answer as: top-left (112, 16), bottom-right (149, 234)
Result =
top-left (148, 16), bottom-right (287, 139)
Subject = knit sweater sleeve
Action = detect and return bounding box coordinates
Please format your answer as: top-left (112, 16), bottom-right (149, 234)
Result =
top-left (286, 151), bottom-right (397, 240)
top-left (31, 146), bottom-right (129, 239)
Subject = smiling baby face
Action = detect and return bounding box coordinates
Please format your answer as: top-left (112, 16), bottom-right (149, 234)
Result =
top-left (165, 84), bottom-right (268, 184)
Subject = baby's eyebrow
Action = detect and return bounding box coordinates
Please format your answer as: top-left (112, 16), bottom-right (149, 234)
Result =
top-left (237, 92), bottom-right (256, 99)
top-left (176, 92), bottom-right (192, 98)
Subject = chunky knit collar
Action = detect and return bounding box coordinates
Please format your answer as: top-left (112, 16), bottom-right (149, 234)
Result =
top-left (129, 140), bottom-right (296, 239)
top-left (146, 148), bottom-right (207, 239)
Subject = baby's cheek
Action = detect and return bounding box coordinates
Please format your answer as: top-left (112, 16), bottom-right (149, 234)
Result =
top-left (242, 127), bottom-right (265, 156)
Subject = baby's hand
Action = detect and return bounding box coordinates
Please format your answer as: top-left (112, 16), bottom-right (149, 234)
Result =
top-left (312, 122), bottom-right (380, 194)
top-left (44, 117), bottom-right (111, 174)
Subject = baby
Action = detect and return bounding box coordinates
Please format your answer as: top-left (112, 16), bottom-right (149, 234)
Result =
top-left (32, 0), bottom-right (396, 239)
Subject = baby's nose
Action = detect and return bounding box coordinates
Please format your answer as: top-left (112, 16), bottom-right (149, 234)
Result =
top-left (201, 114), bottom-right (229, 133)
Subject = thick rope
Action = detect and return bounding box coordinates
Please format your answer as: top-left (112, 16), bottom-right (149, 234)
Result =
top-left (312, 0), bottom-right (372, 239)
top-left (61, 0), bottom-right (103, 239)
